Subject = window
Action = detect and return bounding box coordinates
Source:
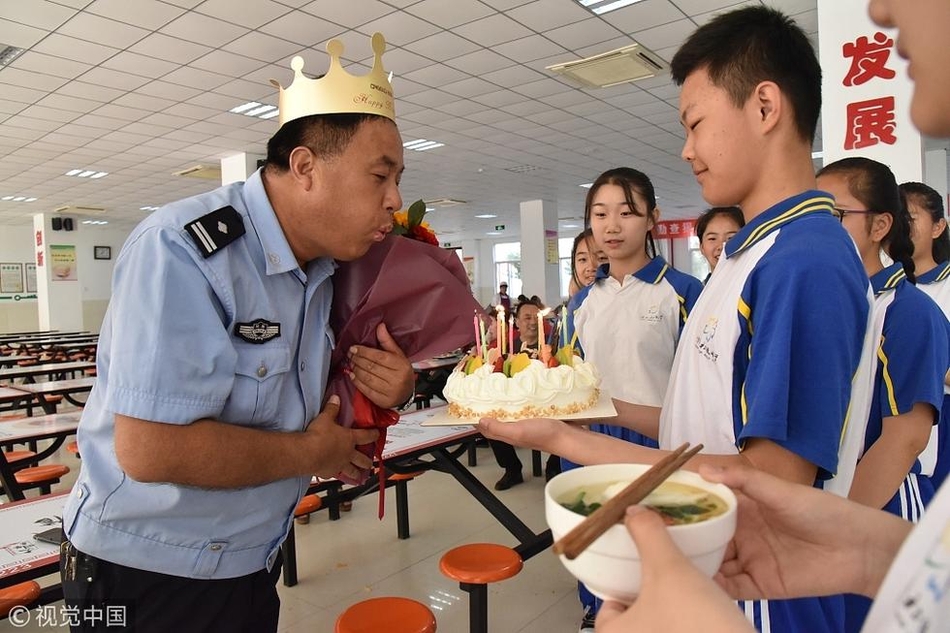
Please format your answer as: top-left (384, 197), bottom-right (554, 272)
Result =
top-left (687, 235), bottom-right (710, 280)
top-left (493, 242), bottom-right (522, 298)
top-left (558, 237), bottom-right (574, 299)
top-left (494, 237), bottom-right (579, 302)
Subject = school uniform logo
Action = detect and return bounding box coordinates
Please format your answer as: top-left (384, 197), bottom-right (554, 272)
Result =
top-left (695, 317), bottom-right (720, 362)
top-left (641, 304), bottom-right (664, 323)
top-left (235, 319), bottom-right (281, 344)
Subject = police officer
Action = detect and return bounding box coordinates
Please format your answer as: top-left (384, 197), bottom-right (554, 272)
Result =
top-left (61, 35), bottom-right (414, 632)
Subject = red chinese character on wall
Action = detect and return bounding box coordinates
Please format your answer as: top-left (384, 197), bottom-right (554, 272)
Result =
top-left (655, 224), bottom-right (668, 236)
top-left (842, 32), bottom-right (896, 86)
top-left (845, 96), bottom-right (897, 149)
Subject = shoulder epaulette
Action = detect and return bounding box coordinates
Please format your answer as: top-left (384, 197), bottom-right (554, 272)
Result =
top-left (185, 205), bottom-right (246, 258)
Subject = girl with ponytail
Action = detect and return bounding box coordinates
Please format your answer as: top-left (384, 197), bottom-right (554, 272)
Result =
top-left (817, 157), bottom-right (950, 633)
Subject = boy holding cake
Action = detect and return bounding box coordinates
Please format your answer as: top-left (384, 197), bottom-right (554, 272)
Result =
top-left (478, 6), bottom-right (875, 632)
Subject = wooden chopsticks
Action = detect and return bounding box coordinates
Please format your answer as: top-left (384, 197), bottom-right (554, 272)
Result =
top-left (553, 442), bottom-right (704, 560)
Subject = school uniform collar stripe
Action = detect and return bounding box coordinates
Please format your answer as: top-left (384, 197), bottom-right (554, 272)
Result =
top-left (882, 267), bottom-right (906, 293)
top-left (726, 192), bottom-right (835, 258)
top-left (632, 257), bottom-right (670, 285)
top-left (915, 260), bottom-right (950, 284)
top-left (870, 263), bottom-right (906, 296)
top-left (733, 196), bottom-right (831, 254)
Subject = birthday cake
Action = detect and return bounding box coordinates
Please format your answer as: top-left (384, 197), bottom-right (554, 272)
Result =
top-left (443, 348), bottom-right (601, 420)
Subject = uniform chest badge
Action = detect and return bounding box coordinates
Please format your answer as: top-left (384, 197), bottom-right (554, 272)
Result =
top-left (235, 319), bottom-right (281, 344)
top-left (641, 304), bottom-right (663, 323)
top-left (694, 316), bottom-right (720, 362)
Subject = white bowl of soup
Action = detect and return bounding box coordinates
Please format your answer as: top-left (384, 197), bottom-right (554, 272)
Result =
top-left (544, 462), bottom-right (737, 604)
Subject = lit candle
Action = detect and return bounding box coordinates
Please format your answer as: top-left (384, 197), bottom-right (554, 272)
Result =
top-left (479, 317), bottom-right (488, 361)
top-left (537, 308), bottom-right (550, 349)
top-left (496, 305), bottom-right (504, 356)
top-left (508, 315), bottom-right (515, 358)
top-left (473, 313), bottom-right (481, 354)
top-left (561, 306), bottom-right (568, 349)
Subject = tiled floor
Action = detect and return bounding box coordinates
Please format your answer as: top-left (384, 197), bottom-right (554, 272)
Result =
top-left (1, 433), bottom-right (585, 633)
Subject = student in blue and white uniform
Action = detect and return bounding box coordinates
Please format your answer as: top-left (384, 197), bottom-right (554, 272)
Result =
top-left (479, 8), bottom-right (876, 633)
top-left (564, 2), bottom-right (950, 632)
top-left (563, 167), bottom-right (703, 631)
top-left (902, 181), bottom-right (950, 490)
top-left (568, 167), bottom-right (703, 442)
top-left (817, 157), bottom-right (950, 632)
top-left (695, 206), bottom-right (744, 284)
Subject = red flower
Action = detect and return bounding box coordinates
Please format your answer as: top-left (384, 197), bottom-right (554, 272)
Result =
top-left (411, 224), bottom-right (439, 245)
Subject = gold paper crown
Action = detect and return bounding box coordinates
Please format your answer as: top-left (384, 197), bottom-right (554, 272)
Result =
top-left (270, 32), bottom-right (395, 126)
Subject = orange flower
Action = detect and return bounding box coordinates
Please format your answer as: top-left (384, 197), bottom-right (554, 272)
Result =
top-left (392, 199), bottom-right (439, 246)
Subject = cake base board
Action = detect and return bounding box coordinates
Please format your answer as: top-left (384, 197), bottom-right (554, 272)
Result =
top-left (419, 392), bottom-right (617, 427)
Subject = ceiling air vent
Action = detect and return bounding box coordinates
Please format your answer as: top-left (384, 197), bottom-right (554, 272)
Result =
top-left (424, 198), bottom-right (467, 208)
top-left (505, 165), bottom-right (541, 174)
top-left (54, 205), bottom-right (107, 216)
top-left (546, 42), bottom-right (668, 89)
top-left (173, 165), bottom-right (222, 180)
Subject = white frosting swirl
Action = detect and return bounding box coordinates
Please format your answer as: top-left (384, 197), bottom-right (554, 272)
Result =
top-left (443, 358), bottom-right (600, 417)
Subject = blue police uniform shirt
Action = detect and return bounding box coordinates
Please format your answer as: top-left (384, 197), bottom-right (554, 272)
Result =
top-left (63, 169), bottom-right (335, 580)
top-left (844, 263), bottom-right (950, 633)
top-left (659, 191), bottom-right (874, 633)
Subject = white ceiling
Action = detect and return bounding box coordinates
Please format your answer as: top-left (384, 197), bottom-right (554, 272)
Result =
top-left (0, 0), bottom-right (826, 244)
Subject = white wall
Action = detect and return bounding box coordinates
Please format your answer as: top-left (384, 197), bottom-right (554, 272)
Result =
top-left (0, 222), bottom-right (131, 333)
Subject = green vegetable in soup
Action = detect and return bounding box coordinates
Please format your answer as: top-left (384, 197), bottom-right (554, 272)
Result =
top-left (561, 491), bottom-right (602, 516)
top-left (558, 481), bottom-right (728, 524)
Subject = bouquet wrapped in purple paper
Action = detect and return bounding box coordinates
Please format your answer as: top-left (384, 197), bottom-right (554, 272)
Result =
top-left (327, 200), bottom-right (484, 495)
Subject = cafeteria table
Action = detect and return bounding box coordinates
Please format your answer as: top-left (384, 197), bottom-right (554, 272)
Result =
top-left (0, 412), bottom-right (81, 502)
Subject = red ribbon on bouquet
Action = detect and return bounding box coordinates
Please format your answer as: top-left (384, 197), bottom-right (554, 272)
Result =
top-left (327, 217), bottom-right (484, 518)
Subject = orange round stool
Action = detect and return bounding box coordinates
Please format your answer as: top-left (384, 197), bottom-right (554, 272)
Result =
top-left (439, 543), bottom-right (522, 633)
top-left (335, 596), bottom-right (436, 633)
top-left (294, 493), bottom-right (322, 518)
top-left (15, 463), bottom-right (70, 495)
top-left (0, 581), bottom-right (41, 618)
top-left (66, 441), bottom-right (80, 457)
top-left (5, 449), bottom-right (37, 464)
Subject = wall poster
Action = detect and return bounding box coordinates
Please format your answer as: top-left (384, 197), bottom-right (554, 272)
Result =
top-left (0, 263), bottom-right (24, 293)
top-left (49, 245), bottom-right (77, 281)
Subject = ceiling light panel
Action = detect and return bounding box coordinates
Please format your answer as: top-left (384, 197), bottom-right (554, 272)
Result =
top-left (65, 169), bottom-right (109, 179)
top-left (404, 139), bottom-right (445, 152)
top-left (576, 0), bottom-right (646, 15)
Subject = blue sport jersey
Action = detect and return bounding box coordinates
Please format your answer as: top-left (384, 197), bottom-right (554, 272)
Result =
top-left (916, 261), bottom-right (950, 490)
top-left (659, 191), bottom-right (875, 633)
top-left (844, 263), bottom-right (950, 633)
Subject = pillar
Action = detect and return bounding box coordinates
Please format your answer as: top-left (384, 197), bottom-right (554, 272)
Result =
top-left (221, 152), bottom-right (264, 185)
top-left (33, 213), bottom-right (83, 331)
top-left (519, 199), bottom-right (560, 307)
